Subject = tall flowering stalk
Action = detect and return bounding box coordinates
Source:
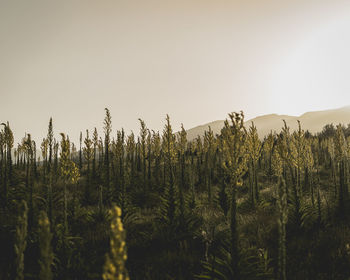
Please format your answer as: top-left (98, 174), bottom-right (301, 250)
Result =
top-left (103, 206), bottom-right (129, 280)
top-left (221, 111), bottom-right (248, 278)
top-left (60, 133), bottom-right (80, 233)
top-left (162, 115), bottom-right (177, 224)
top-left (38, 211), bottom-right (53, 280)
top-left (14, 200), bottom-right (28, 280)
top-left (246, 122), bottom-right (262, 205)
top-left (83, 129), bottom-right (93, 201)
top-left (334, 125), bottom-right (349, 214)
top-left (203, 127), bottom-right (216, 204)
top-left (104, 108), bottom-right (112, 200)
top-left (276, 178), bottom-right (288, 280)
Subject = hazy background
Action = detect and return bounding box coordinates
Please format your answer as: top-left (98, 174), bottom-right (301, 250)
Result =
top-left (1, 0), bottom-right (350, 145)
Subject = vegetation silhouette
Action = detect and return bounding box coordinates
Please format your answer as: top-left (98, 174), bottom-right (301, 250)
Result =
top-left (1, 109), bottom-right (350, 279)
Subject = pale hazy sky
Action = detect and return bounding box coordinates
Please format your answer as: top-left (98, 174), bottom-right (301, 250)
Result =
top-left (1, 0), bottom-right (350, 145)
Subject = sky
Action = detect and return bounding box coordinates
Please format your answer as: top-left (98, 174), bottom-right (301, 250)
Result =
top-left (1, 0), bottom-right (350, 145)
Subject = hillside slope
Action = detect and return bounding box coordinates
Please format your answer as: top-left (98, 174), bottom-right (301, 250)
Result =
top-left (186, 106), bottom-right (350, 140)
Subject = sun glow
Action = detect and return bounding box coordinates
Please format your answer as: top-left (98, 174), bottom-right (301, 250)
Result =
top-left (268, 15), bottom-right (350, 116)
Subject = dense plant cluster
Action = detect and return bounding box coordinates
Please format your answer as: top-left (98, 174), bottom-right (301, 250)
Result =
top-left (1, 110), bottom-right (350, 279)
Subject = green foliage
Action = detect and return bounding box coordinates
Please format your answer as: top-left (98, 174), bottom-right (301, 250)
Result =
top-left (197, 244), bottom-right (274, 280)
top-left (3, 110), bottom-right (350, 280)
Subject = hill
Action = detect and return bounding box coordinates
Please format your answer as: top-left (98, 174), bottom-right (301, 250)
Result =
top-left (186, 106), bottom-right (350, 140)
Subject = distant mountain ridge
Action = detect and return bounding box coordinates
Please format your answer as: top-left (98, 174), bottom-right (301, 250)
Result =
top-left (186, 106), bottom-right (350, 140)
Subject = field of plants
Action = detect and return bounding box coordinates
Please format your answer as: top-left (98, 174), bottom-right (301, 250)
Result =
top-left (1, 109), bottom-right (350, 280)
